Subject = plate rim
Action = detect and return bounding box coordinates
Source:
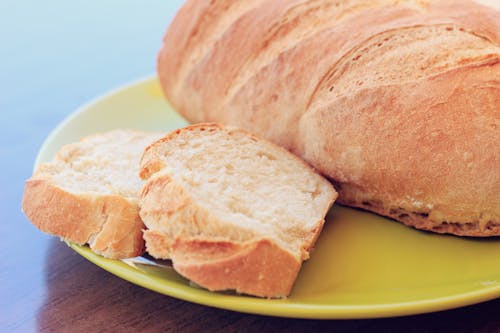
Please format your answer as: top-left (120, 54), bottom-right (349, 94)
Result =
top-left (34, 74), bottom-right (157, 168)
top-left (69, 242), bottom-right (500, 319)
top-left (37, 76), bottom-right (500, 319)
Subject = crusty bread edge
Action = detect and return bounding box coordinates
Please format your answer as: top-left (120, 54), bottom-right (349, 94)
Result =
top-left (335, 183), bottom-right (500, 237)
top-left (140, 173), bottom-right (305, 298)
top-left (22, 178), bottom-right (145, 259)
top-left (139, 123), bottom-right (337, 297)
top-left (171, 238), bottom-right (302, 298)
top-left (140, 123), bottom-right (338, 182)
top-left (344, 199), bottom-right (500, 237)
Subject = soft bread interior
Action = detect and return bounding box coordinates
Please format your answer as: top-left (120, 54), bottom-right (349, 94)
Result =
top-left (141, 125), bottom-right (336, 260)
top-left (23, 130), bottom-right (164, 259)
top-left (35, 131), bottom-right (162, 199)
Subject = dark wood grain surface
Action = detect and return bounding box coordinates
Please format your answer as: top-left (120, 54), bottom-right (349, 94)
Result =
top-left (2, 1), bottom-right (499, 332)
top-left (3, 238), bottom-right (500, 332)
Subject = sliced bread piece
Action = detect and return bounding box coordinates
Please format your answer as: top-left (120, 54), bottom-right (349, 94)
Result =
top-left (139, 123), bottom-right (337, 298)
top-left (22, 130), bottom-right (164, 259)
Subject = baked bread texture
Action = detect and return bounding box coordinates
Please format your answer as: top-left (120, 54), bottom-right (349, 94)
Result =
top-left (157, 0), bottom-right (500, 236)
top-left (22, 130), bottom-right (164, 259)
top-left (139, 123), bottom-right (337, 297)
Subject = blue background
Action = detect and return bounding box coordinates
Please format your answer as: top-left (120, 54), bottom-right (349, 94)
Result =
top-left (0, 0), bottom-right (183, 239)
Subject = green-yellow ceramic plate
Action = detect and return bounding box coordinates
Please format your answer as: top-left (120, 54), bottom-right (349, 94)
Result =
top-left (35, 76), bottom-right (500, 319)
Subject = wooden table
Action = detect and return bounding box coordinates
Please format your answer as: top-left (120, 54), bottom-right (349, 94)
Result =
top-left (2, 1), bottom-right (498, 332)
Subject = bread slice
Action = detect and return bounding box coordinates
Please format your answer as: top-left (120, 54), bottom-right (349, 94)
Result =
top-left (139, 123), bottom-right (337, 298)
top-left (22, 130), bottom-right (164, 259)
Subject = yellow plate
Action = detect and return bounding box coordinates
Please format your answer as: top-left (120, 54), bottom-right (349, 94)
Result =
top-left (35, 76), bottom-right (500, 319)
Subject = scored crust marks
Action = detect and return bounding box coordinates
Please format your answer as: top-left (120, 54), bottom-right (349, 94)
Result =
top-left (166, 0), bottom-right (269, 99)
top-left (223, 0), bottom-right (430, 103)
top-left (175, 0), bottom-right (424, 117)
top-left (308, 24), bottom-right (500, 110)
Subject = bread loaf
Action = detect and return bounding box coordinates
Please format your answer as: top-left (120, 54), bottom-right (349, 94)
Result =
top-left (22, 130), bottom-right (164, 259)
top-left (157, 0), bottom-right (500, 236)
top-left (139, 123), bottom-right (337, 297)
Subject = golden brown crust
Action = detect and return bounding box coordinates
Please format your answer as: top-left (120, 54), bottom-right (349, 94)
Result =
top-left (21, 130), bottom-right (163, 258)
top-left (143, 230), bottom-right (173, 259)
top-left (360, 203), bottom-right (500, 237)
top-left (158, 0), bottom-right (268, 123)
top-left (139, 123), bottom-right (336, 297)
top-left (297, 7), bottom-right (500, 234)
top-left (172, 238), bottom-right (301, 298)
top-left (140, 178), bottom-right (303, 298)
top-left (22, 179), bottom-right (144, 259)
top-left (144, 232), bottom-right (301, 297)
top-left (301, 61), bottom-right (499, 233)
top-left (336, 183), bottom-right (500, 237)
top-left (158, 0), bottom-right (500, 236)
